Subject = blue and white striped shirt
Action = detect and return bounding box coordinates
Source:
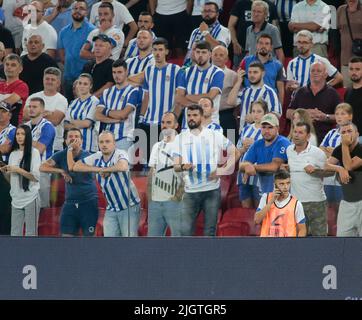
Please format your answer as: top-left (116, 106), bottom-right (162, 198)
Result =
top-left (126, 53), bottom-right (155, 76)
top-left (98, 85), bottom-right (138, 141)
top-left (287, 54), bottom-right (338, 87)
top-left (82, 149), bottom-right (140, 211)
top-left (207, 122), bottom-right (223, 134)
top-left (275, 0), bottom-right (298, 22)
top-left (177, 64), bottom-right (224, 128)
top-left (0, 123), bottom-right (16, 162)
top-left (143, 63), bottom-right (181, 125)
top-left (236, 84), bottom-right (281, 132)
top-left (124, 31), bottom-right (156, 60)
top-left (66, 96), bottom-right (99, 153)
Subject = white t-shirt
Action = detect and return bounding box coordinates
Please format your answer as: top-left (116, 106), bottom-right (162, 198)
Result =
top-left (21, 20), bottom-right (58, 56)
top-left (156, 0), bottom-right (187, 15)
top-left (192, 0), bottom-right (224, 16)
top-left (26, 91), bottom-right (68, 151)
top-left (87, 26), bottom-right (125, 61)
top-left (257, 193), bottom-right (306, 224)
top-left (286, 143), bottom-right (327, 203)
top-left (8, 148), bottom-right (41, 208)
top-left (90, 0), bottom-right (134, 29)
top-left (149, 139), bottom-right (183, 201)
top-left (3, 0), bottom-right (29, 33)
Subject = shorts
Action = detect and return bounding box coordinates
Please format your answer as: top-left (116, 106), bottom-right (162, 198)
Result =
top-left (324, 185), bottom-right (343, 203)
top-left (239, 184), bottom-right (261, 202)
top-left (60, 198), bottom-right (99, 236)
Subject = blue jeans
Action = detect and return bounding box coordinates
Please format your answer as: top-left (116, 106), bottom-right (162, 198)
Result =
top-left (181, 188), bottom-right (221, 236)
top-left (103, 204), bottom-right (140, 237)
top-left (148, 200), bottom-right (182, 236)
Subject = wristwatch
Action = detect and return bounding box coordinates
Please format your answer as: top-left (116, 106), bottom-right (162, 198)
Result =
top-left (325, 114), bottom-right (330, 121)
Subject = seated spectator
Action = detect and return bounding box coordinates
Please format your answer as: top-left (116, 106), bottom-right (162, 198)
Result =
top-left (245, 1), bottom-right (284, 64)
top-left (288, 0), bottom-right (330, 58)
top-left (288, 108), bottom-right (318, 146)
top-left (0, 125), bottom-right (41, 236)
top-left (337, 0), bottom-right (362, 87)
top-left (287, 61), bottom-right (341, 144)
top-left (286, 30), bottom-right (343, 92)
top-left (21, 1), bottom-right (58, 59)
top-left (236, 99), bottom-right (267, 208)
top-left (241, 34), bottom-right (285, 104)
top-left (255, 170), bottom-right (307, 237)
top-left (20, 35), bottom-right (58, 94)
top-left (44, 0), bottom-right (73, 34)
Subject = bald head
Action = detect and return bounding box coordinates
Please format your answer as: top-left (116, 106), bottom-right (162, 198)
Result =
top-left (211, 45), bottom-right (228, 68)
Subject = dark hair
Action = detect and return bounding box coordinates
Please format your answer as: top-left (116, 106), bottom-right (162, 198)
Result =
top-left (257, 33), bottom-right (273, 45)
top-left (139, 11), bottom-right (153, 20)
top-left (204, 2), bottom-right (219, 12)
top-left (4, 53), bottom-right (22, 66)
top-left (10, 125), bottom-right (33, 191)
top-left (75, 0), bottom-right (88, 7)
top-left (29, 97), bottom-right (45, 108)
top-left (295, 121), bottom-right (311, 134)
top-left (199, 97), bottom-right (214, 108)
top-left (274, 170), bottom-right (290, 181)
top-left (187, 104), bottom-right (204, 116)
top-left (66, 127), bottom-right (83, 140)
top-left (78, 73), bottom-right (93, 87)
top-left (349, 56), bottom-right (362, 64)
top-left (195, 41), bottom-right (212, 52)
top-left (99, 1), bottom-right (114, 13)
top-left (163, 111), bottom-right (178, 123)
top-left (112, 59), bottom-right (128, 69)
top-left (153, 37), bottom-right (169, 49)
top-left (250, 99), bottom-right (268, 114)
top-left (249, 61), bottom-right (265, 71)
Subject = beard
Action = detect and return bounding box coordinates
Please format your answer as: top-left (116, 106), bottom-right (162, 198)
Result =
top-left (351, 75), bottom-right (362, 83)
top-left (72, 14), bottom-right (85, 22)
top-left (188, 120), bottom-right (201, 130)
top-left (258, 49), bottom-right (268, 56)
top-left (203, 17), bottom-right (217, 26)
top-left (161, 128), bottom-right (176, 138)
top-left (249, 78), bottom-right (262, 85)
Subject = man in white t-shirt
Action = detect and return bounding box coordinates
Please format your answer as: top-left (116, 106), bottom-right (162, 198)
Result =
top-left (148, 112), bottom-right (183, 236)
top-left (90, 0), bottom-right (137, 49)
top-left (21, 1), bottom-right (58, 59)
top-left (173, 104), bottom-right (239, 236)
top-left (24, 67), bottom-right (67, 152)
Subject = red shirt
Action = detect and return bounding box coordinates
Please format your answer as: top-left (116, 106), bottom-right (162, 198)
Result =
top-left (0, 79), bottom-right (29, 126)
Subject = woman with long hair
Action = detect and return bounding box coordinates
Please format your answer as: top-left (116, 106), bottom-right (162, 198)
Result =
top-left (0, 125), bottom-right (41, 236)
top-left (288, 108), bottom-right (318, 146)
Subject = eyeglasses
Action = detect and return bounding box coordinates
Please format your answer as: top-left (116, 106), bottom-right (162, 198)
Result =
top-left (202, 10), bottom-right (217, 14)
top-left (72, 7), bottom-right (87, 12)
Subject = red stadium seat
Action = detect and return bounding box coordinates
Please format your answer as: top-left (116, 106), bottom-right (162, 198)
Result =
top-left (327, 205), bottom-right (337, 236)
top-left (96, 182), bottom-right (107, 208)
top-left (49, 176), bottom-right (65, 207)
top-left (38, 207), bottom-right (61, 236)
top-left (167, 57), bottom-right (185, 66)
top-left (194, 210), bottom-right (222, 236)
top-left (336, 87), bottom-right (346, 102)
top-left (283, 56), bottom-right (293, 71)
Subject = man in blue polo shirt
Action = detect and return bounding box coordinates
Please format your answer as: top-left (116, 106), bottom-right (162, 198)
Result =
top-left (40, 127), bottom-right (99, 236)
top-left (58, 0), bottom-right (95, 102)
top-left (239, 113), bottom-right (290, 199)
top-left (241, 34), bottom-right (285, 104)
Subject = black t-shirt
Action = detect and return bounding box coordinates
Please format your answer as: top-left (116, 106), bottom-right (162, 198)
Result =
top-left (229, 0), bottom-right (278, 48)
top-left (345, 87), bottom-right (362, 135)
top-left (332, 143), bottom-right (362, 202)
top-left (82, 58), bottom-right (114, 93)
top-left (0, 25), bottom-right (15, 50)
top-left (20, 53), bottom-right (58, 94)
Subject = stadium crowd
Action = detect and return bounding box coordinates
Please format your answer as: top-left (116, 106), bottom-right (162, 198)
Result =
top-left (0, 0), bottom-right (362, 238)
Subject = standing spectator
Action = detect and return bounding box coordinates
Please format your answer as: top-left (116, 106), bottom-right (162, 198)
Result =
top-left (25, 97), bottom-right (56, 208)
top-left (255, 170), bottom-right (307, 237)
top-left (241, 34), bottom-right (285, 104)
top-left (245, 1), bottom-right (285, 64)
top-left (25, 67), bottom-right (67, 152)
top-left (0, 125), bottom-right (41, 236)
top-left (40, 128), bottom-right (99, 236)
top-left (173, 105), bottom-right (239, 236)
top-left (239, 113), bottom-right (291, 195)
top-left (228, 0), bottom-right (279, 69)
top-left (58, 0), bottom-right (96, 102)
top-left (0, 22), bottom-right (16, 55)
top-left (287, 61), bottom-right (341, 143)
top-left (228, 61), bottom-right (282, 132)
top-left (90, 0), bottom-right (137, 48)
top-left (0, 101), bottom-right (16, 235)
top-left (288, 108), bottom-right (318, 146)
top-left (81, 2), bottom-right (124, 61)
top-left (82, 34), bottom-right (114, 97)
top-left (147, 112), bottom-right (183, 236)
top-left (211, 45), bottom-right (237, 135)
top-left (73, 131), bottom-right (141, 237)
top-left (20, 35), bottom-right (58, 94)
top-left (44, 0), bottom-right (74, 34)
top-left (199, 96), bottom-right (223, 133)
top-left (119, 0), bottom-right (147, 21)
top-left (0, 54), bottom-right (29, 127)
top-left (288, 0), bottom-right (331, 58)
top-left (124, 11), bottom-right (155, 59)
top-left (95, 59), bottom-right (138, 151)
top-left (21, 1), bottom-right (58, 59)
top-left (138, 38), bottom-right (180, 162)
top-left (326, 122), bottom-right (362, 236)
top-left (189, 0), bottom-right (223, 29)
top-left (337, 0), bottom-right (362, 87)
top-left (64, 73), bottom-right (99, 153)
top-left (345, 56), bottom-right (362, 141)
top-left (287, 122), bottom-right (328, 236)
top-left (149, 0), bottom-right (191, 57)
top-left (175, 41), bottom-right (224, 128)
top-left (286, 30), bottom-right (343, 92)
top-left (185, 2), bottom-right (230, 66)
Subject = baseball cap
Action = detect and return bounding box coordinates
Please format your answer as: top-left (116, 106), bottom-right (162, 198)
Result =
top-left (92, 34), bottom-right (116, 47)
top-left (0, 101), bottom-right (13, 112)
top-left (261, 113), bottom-right (279, 127)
